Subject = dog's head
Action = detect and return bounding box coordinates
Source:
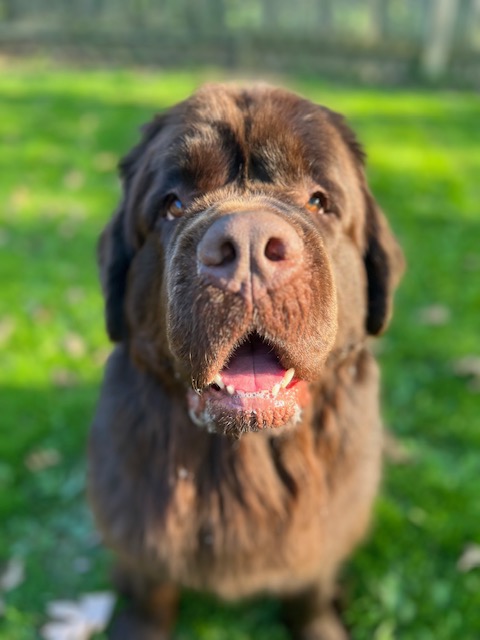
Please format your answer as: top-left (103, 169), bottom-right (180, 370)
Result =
top-left (98, 84), bottom-right (404, 436)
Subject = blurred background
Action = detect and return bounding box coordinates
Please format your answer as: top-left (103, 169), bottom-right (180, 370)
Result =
top-left (0, 1), bottom-right (479, 639)
top-left (1, 0), bottom-right (480, 84)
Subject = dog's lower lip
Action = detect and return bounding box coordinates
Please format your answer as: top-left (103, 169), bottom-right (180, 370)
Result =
top-left (187, 380), bottom-right (310, 433)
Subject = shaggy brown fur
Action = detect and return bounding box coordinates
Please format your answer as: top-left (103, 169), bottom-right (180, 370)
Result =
top-left (89, 84), bottom-right (404, 639)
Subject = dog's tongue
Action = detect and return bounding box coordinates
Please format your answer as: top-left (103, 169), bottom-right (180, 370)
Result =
top-left (221, 340), bottom-right (285, 392)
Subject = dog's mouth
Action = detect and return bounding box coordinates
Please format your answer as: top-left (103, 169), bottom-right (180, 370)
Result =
top-left (187, 334), bottom-right (310, 436)
top-left (213, 335), bottom-right (295, 395)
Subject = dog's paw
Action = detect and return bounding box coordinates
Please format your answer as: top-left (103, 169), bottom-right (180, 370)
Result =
top-left (108, 609), bottom-right (170, 640)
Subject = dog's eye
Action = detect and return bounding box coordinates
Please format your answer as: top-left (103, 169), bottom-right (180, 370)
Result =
top-left (305, 191), bottom-right (328, 214)
top-left (166, 196), bottom-right (184, 221)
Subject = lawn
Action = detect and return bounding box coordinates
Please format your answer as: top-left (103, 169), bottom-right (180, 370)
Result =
top-left (1, 60), bottom-right (479, 640)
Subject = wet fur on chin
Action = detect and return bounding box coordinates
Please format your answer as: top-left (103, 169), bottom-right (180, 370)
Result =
top-left (88, 83), bottom-right (404, 637)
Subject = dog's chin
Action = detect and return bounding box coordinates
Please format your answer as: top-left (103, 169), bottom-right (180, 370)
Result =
top-left (187, 381), bottom-right (310, 437)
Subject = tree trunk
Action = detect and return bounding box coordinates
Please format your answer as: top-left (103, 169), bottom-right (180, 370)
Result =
top-left (420, 0), bottom-right (461, 79)
top-left (368, 0), bottom-right (389, 42)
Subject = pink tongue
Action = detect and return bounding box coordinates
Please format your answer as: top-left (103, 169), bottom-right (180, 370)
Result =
top-left (221, 340), bottom-right (285, 392)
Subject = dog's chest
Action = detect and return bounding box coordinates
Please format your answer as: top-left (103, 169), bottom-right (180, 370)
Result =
top-left (145, 432), bottom-right (328, 597)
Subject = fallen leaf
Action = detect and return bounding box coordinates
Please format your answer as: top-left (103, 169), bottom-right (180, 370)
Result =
top-left (0, 558), bottom-right (25, 592)
top-left (417, 304), bottom-right (451, 326)
top-left (42, 617), bottom-right (90, 640)
top-left (63, 333), bottom-right (86, 358)
top-left (457, 543), bottom-right (480, 572)
top-left (25, 448), bottom-right (62, 473)
top-left (41, 592), bottom-right (116, 640)
top-left (79, 593), bottom-right (116, 629)
top-left (452, 355), bottom-right (480, 378)
top-left (47, 601), bottom-right (84, 621)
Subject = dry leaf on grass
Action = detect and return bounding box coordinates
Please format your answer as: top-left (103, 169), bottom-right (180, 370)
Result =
top-left (417, 304), bottom-right (451, 326)
top-left (452, 356), bottom-right (480, 378)
top-left (452, 355), bottom-right (480, 393)
top-left (41, 592), bottom-right (116, 640)
top-left (0, 559), bottom-right (25, 592)
top-left (25, 448), bottom-right (62, 473)
top-left (457, 544), bottom-right (480, 573)
top-left (63, 333), bottom-right (86, 358)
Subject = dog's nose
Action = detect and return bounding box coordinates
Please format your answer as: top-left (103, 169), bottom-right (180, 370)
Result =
top-left (196, 211), bottom-right (304, 293)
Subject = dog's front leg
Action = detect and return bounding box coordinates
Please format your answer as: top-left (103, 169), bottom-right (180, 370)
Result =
top-left (108, 565), bottom-right (180, 640)
top-left (280, 582), bottom-right (350, 640)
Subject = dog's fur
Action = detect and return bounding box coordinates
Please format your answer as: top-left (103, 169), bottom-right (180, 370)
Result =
top-left (88, 84), bottom-right (404, 639)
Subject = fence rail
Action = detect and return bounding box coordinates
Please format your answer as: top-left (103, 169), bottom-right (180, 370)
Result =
top-left (1, 0), bottom-right (479, 84)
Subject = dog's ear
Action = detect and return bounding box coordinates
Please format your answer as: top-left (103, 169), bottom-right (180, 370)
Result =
top-left (97, 205), bottom-right (132, 342)
top-left (325, 107), bottom-right (405, 335)
top-left (363, 188), bottom-right (405, 335)
top-left (97, 115), bottom-right (166, 342)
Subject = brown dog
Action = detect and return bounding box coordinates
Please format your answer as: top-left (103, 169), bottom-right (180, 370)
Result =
top-left (88, 84), bottom-right (404, 639)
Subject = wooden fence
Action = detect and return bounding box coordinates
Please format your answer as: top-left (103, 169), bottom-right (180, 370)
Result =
top-left (1, 0), bottom-right (479, 84)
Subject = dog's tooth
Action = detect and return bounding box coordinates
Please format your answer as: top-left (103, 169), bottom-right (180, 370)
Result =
top-left (271, 383), bottom-right (281, 398)
top-left (281, 368), bottom-right (295, 388)
top-left (213, 374), bottom-right (225, 389)
top-left (226, 385), bottom-right (235, 395)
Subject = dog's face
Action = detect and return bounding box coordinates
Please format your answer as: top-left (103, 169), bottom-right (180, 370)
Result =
top-left (99, 84), bottom-right (403, 436)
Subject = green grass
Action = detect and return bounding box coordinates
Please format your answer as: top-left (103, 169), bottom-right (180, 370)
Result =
top-left (1, 60), bottom-right (479, 639)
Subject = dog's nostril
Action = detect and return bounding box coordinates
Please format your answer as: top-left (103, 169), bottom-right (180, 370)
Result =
top-left (219, 241), bottom-right (236, 266)
top-left (265, 238), bottom-right (287, 262)
top-left (198, 239), bottom-right (236, 268)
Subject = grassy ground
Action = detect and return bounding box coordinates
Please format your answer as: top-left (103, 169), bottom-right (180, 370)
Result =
top-left (1, 60), bottom-right (479, 639)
